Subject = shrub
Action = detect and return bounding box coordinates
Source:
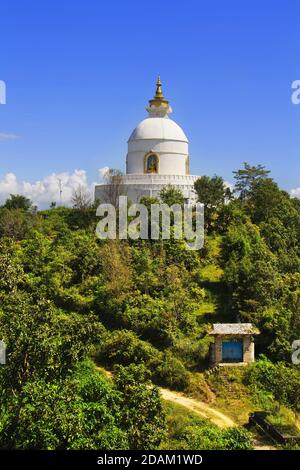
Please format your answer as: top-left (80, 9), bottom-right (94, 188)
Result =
top-left (221, 427), bottom-right (253, 450)
top-left (96, 329), bottom-right (162, 369)
top-left (179, 423), bottom-right (252, 450)
top-left (154, 352), bottom-right (190, 390)
top-left (184, 372), bottom-right (215, 402)
top-left (245, 357), bottom-right (300, 411)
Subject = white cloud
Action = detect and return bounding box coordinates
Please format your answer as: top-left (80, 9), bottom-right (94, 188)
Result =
top-left (290, 188), bottom-right (300, 198)
top-left (0, 132), bottom-right (19, 141)
top-left (98, 166), bottom-right (110, 180)
top-left (224, 180), bottom-right (234, 191)
top-left (0, 169), bottom-right (99, 209)
top-left (0, 173), bottom-right (19, 194)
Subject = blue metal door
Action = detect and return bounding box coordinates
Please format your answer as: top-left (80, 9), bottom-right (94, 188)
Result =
top-left (222, 340), bottom-right (243, 362)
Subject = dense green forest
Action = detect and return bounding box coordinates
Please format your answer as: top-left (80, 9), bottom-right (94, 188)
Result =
top-left (0, 162), bottom-right (300, 449)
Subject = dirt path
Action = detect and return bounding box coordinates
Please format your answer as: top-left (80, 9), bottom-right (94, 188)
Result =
top-left (98, 366), bottom-right (237, 429)
top-left (96, 366), bottom-right (276, 449)
top-left (97, 366), bottom-right (234, 428)
top-left (252, 441), bottom-right (277, 451)
top-left (160, 387), bottom-right (236, 428)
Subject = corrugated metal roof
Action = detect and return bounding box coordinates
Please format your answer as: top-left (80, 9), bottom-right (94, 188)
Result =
top-left (209, 323), bottom-right (260, 335)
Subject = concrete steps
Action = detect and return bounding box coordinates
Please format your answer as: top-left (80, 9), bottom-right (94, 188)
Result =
top-left (206, 366), bottom-right (247, 399)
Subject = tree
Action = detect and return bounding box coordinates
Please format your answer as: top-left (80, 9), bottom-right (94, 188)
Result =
top-left (233, 162), bottom-right (270, 199)
top-left (139, 196), bottom-right (160, 210)
top-left (72, 186), bottom-right (92, 210)
top-left (194, 175), bottom-right (231, 230)
top-left (171, 419), bottom-right (252, 450)
top-left (160, 186), bottom-right (185, 206)
top-left (0, 292), bottom-right (104, 392)
top-left (0, 362), bottom-right (129, 450)
top-left (0, 238), bottom-right (24, 294)
top-left (194, 175), bottom-right (231, 207)
top-left (221, 219), bottom-right (280, 318)
top-left (246, 358), bottom-right (300, 415)
top-left (3, 194), bottom-right (32, 211)
top-left (0, 208), bottom-right (33, 240)
top-left (248, 178), bottom-right (300, 230)
top-left (102, 168), bottom-right (125, 207)
top-left (114, 364), bottom-right (166, 449)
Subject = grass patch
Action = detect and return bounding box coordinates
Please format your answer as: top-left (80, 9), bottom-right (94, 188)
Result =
top-left (207, 367), bottom-right (263, 424)
top-left (267, 407), bottom-right (300, 437)
top-left (206, 235), bottom-right (222, 258)
top-left (206, 365), bottom-right (300, 433)
top-left (198, 301), bottom-right (216, 315)
top-left (161, 401), bottom-right (214, 449)
top-left (161, 401), bottom-right (252, 450)
top-left (199, 264), bottom-right (223, 283)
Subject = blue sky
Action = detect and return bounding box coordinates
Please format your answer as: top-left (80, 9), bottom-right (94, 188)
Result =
top-left (0, 0), bottom-right (299, 205)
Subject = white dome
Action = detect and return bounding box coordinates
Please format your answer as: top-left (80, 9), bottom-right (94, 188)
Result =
top-left (94, 78), bottom-right (200, 205)
top-left (126, 79), bottom-right (189, 176)
top-left (128, 117), bottom-right (188, 143)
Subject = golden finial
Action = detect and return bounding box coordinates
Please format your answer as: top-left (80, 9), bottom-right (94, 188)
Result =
top-left (149, 76), bottom-right (169, 108)
top-left (155, 76), bottom-right (163, 98)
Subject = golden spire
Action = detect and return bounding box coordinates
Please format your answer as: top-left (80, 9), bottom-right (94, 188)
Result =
top-left (149, 76), bottom-right (169, 108)
top-left (154, 76), bottom-right (163, 99)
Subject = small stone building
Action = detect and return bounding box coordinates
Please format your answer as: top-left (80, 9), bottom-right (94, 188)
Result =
top-left (209, 323), bottom-right (260, 366)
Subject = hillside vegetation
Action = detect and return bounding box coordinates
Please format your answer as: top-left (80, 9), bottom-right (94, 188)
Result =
top-left (0, 163), bottom-right (300, 449)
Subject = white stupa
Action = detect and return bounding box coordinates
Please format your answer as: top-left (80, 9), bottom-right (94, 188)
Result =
top-left (95, 77), bottom-right (199, 204)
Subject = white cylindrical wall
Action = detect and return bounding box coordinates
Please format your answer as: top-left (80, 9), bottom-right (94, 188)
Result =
top-left (127, 116), bottom-right (189, 176)
top-left (127, 139), bottom-right (188, 175)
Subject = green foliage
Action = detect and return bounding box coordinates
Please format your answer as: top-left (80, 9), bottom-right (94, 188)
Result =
top-left (245, 358), bottom-right (300, 412)
top-left (0, 292), bottom-right (104, 391)
top-left (163, 402), bottom-right (252, 450)
top-left (160, 186), bottom-right (185, 206)
top-left (220, 427), bottom-right (253, 450)
top-left (2, 194), bottom-right (33, 211)
top-left (183, 424), bottom-right (252, 450)
top-left (139, 196), bottom-right (160, 209)
top-left (267, 408), bottom-right (300, 437)
top-left (221, 219), bottom-right (279, 314)
top-left (114, 364), bottom-right (166, 450)
top-left (96, 330), bottom-right (203, 392)
top-left (220, 169), bottom-right (300, 358)
top-left (0, 348), bottom-right (166, 450)
top-left (195, 175), bottom-right (231, 207)
top-left (233, 162), bottom-right (270, 199)
top-left (194, 175), bottom-right (231, 231)
top-left (1, 161), bottom-right (300, 449)
top-left (96, 329), bottom-right (161, 368)
top-left (0, 363), bottom-right (128, 450)
top-left (0, 208), bottom-right (38, 240)
top-left (0, 238), bottom-right (24, 293)
top-left (0, 240), bottom-right (166, 449)
top-left (154, 352), bottom-right (190, 390)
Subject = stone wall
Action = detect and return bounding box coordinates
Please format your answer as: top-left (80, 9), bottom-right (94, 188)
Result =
top-left (210, 335), bottom-right (255, 365)
top-left (243, 335), bottom-right (255, 363)
top-left (210, 336), bottom-right (223, 366)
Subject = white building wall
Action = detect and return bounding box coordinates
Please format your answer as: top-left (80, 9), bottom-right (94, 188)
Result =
top-left (127, 139), bottom-right (188, 175)
top-left (95, 174), bottom-right (199, 204)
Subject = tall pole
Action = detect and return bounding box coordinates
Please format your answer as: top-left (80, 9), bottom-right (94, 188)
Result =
top-left (58, 178), bottom-right (63, 206)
